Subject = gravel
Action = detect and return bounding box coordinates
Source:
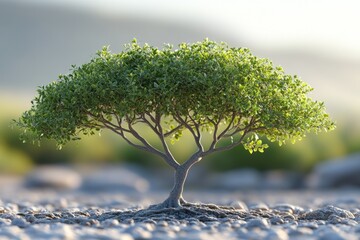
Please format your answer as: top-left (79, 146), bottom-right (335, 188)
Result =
top-left (0, 188), bottom-right (359, 240)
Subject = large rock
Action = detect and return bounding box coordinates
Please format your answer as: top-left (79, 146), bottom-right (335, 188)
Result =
top-left (207, 169), bottom-right (304, 190)
top-left (307, 153), bottom-right (360, 188)
top-left (24, 165), bottom-right (82, 190)
top-left (302, 205), bottom-right (355, 221)
top-left (80, 165), bottom-right (149, 193)
top-left (207, 169), bottom-right (262, 190)
top-left (262, 171), bottom-right (304, 189)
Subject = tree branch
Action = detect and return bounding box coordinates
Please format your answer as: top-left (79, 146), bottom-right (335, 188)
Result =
top-left (202, 116), bottom-right (261, 157)
top-left (163, 124), bottom-right (184, 137)
top-left (141, 113), bottom-right (159, 134)
top-left (188, 113), bottom-right (201, 141)
top-left (152, 112), bottom-right (180, 169)
top-left (218, 114), bottom-right (238, 138)
top-left (202, 129), bottom-right (250, 157)
top-left (207, 117), bottom-right (220, 152)
top-left (86, 111), bottom-right (170, 162)
top-left (174, 113), bottom-right (204, 152)
top-left (124, 116), bottom-right (168, 160)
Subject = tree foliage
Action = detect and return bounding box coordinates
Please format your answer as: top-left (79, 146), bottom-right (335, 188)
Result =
top-left (17, 39), bottom-right (335, 160)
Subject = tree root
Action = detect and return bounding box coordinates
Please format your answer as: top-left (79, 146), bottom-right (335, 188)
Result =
top-left (106, 201), bottom-right (248, 223)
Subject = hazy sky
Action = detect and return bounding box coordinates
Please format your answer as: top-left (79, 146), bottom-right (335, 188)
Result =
top-left (24, 0), bottom-right (360, 60)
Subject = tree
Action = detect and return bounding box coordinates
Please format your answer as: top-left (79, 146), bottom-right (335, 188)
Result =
top-left (17, 39), bottom-right (335, 208)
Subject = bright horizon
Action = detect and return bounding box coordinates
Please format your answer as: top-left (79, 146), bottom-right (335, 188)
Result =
top-left (18, 0), bottom-right (360, 60)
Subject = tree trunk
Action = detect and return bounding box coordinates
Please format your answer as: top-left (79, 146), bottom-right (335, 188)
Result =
top-left (161, 165), bottom-right (190, 208)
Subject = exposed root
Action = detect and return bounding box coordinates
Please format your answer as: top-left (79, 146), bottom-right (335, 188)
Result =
top-left (148, 198), bottom-right (181, 210)
top-left (181, 201), bottom-right (235, 210)
top-left (103, 201), bottom-right (248, 223)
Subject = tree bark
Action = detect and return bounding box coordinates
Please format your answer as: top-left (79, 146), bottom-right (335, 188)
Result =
top-left (161, 165), bottom-right (191, 208)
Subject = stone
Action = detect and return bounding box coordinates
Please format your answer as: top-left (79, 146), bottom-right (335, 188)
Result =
top-left (152, 231), bottom-right (177, 239)
top-left (80, 230), bottom-right (134, 240)
top-left (49, 223), bottom-right (76, 240)
top-left (262, 171), bottom-right (304, 189)
top-left (168, 225), bottom-right (181, 232)
top-left (302, 205), bottom-right (354, 220)
top-left (0, 226), bottom-right (28, 239)
top-left (208, 169), bottom-right (262, 189)
top-left (246, 218), bottom-right (270, 229)
top-left (316, 228), bottom-right (357, 240)
top-left (80, 165), bottom-right (149, 193)
top-left (24, 165), bottom-right (82, 190)
top-left (229, 201), bottom-right (249, 211)
top-left (102, 219), bottom-right (120, 227)
top-left (138, 222), bottom-right (155, 232)
top-left (11, 218), bottom-right (27, 228)
top-left (239, 229), bottom-right (267, 240)
top-left (307, 153), bottom-right (360, 188)
top-left (289, 227), bottom-right (314, 236)
top-left (5, 203), bottom-right (19, 212)
top-left (156, 220), bottom-right (168, 227)
top-left (270, 216), bottom-right (285, 225)
top-left (265, 229), bottom-right (289, 240)
top-left (273, 203), bottom-right (304, 214)
top-left (0, 218), bottom-right (11, 226)
top-left (249, 202), bottom-right (269, 210)
top-left (298, 222), bottom-right (319, 229)
top-left (124, 226), bottom-right (152, 239)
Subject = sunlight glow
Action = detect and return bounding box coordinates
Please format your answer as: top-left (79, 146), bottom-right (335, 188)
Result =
top-left (23, 0), bottom-right (360, 59)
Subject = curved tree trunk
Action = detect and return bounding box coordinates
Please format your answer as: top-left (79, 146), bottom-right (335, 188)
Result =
top-left (160, 165), bottom-right (191, 208)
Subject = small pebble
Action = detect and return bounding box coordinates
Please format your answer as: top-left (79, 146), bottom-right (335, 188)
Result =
top-left (298, 222), bottom-right (319, 229)
top-left (102, 219), bottom-right (119, 227)
top-left (265, 229), bottom-right (289, 240)
top-left (11, 218), bottom-right (28, 228)
top-left (157, 220), bottom-right (168, 227)
top-left (270, 216), bottom-right (285, 225)
top-left (289, 227), bottom-right (314, 236)
top-left (249, 203), bottom-right (269, 210)
top-left (246, 218), bottom-right (270, 229)
top-left (230, 201), bottom-right (249, 211)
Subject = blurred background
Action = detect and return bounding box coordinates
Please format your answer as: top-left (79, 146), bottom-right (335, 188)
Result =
top-left (1, 0), bottom-right (360, 191)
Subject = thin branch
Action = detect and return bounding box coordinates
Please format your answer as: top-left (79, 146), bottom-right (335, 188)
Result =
top-left (188, 113), bottom-right (201, 141)
top-left (207, 118), bottom-right (220, 151)
top-left (216, 113), bottom-right (237, 140)
top-left (152, 112), bottom-right (180, 169)
top-left (117, 130), bottom-right (152, 153)
top-left (202, 129), bottom-right (250, 157)
top-left (163, 124), bottom-right (184, 137)
top-left (125, 116), bottom-right (167, 160)
top-left (174, 113), bottom-right (203, 152)
top-left (87, 111), bottom-right (168, 161)
top-left (141, 113), bottom-right (159, 134)
top-left (222, 116), bottom-right (258, 138)
top-left (223, 126), bottom-right (247, 138)
top-left (250, 126), bottom-right (267, 132)
top-left (202, 117), bottom-right (260, 157)
top-left (145, 112), bottom-right (157, 125)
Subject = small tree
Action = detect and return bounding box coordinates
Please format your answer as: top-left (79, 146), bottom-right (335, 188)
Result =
top-left (17, 39), bottom-right (335, 208)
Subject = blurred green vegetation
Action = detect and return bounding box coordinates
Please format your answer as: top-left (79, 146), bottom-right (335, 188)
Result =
top-left (207, 130), bottom-right (352, 172)
top-left (1, 102), bottom-right (360, 174)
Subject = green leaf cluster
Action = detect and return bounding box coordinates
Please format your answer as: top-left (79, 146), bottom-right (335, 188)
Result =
top-left (17, 39), bottom-right (335, 152)
top-left (243, 134), bottom-right (269, 154)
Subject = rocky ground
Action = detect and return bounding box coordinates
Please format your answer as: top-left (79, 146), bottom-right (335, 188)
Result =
top-left (0, 187), bottom-right (359, 239)
top-left (0, 160), bottom-right (359, 239)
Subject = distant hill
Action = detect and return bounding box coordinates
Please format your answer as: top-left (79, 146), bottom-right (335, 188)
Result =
top-left (1, 1), bottom-right (359, 120)
top-left (0, 1), bottom-right (239, 90)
